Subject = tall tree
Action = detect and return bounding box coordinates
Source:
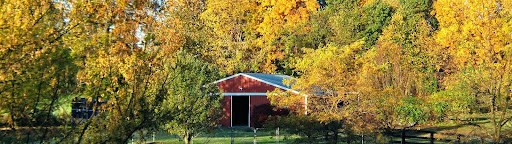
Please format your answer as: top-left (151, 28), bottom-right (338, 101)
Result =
top-left (0, 0), bottom-right (78, 142)
top-left (368, 0), bottom-right (437, 129)
top-left (359, 0), bottom-right (394, 47)
top-left (63, 0), bottom-right (178, 143)
top-left (201, 0), bottom-right (258, 75)
top-left (160, 52), bottom-right (223, 144)
top-left (434, 0), bottom-right (512, 142)
top-left (165, 0), bottom-right (210, 60)
top-left (268, 40), bottom-right (379, 133)
top-left (253, 0), bottom-right (319, 73)
top-left (201, 0), bottom-right (320, 74)
top-left (269, 0), bottom-right (437, 133)
top-left (325, 0), bottom-right (364, 46)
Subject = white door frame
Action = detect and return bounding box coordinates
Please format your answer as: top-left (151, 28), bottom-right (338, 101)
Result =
top-left (230, 96), bottom-right (232, 127)
top-left (248, 95), bottom-right (251, 127)
top-left (229, 95), bottom-right (252, 127)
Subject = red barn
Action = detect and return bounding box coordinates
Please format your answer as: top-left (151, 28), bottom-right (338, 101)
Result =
top-left (214, 73), bottom-right (304, 127)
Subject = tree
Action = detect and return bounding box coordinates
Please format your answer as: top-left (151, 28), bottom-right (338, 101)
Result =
top-left (359, 0), bottom-right (394, 47)
top-left (368, 0), bottom-right (437, 129)
top-left (160, 52), bottom-right (223, 144)
top-left (325, 0), bottom-right (364, 46)
top-left (62, 0), bottom-right (177, 143)
top-left (200, 0), bottom-right (258, 75)
top-left (269, 40), bottom-right (379, 133)
top-left (270, 0), bottom-right (438, 133)
top-left (253, 0), bottom-right (319, 73)
top-left (0, 0), bottom-right (78, 142)
top-left (434, 0), bottom-right (512, 142)
top-left (165, 0), bottom-right (207, 52)
top-left (201, 0), bottom-right (320, 74)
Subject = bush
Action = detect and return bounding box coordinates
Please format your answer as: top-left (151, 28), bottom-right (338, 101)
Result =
top-left (251, 104), bottom-right (289, 128)
top-left (264, 115), bottom-right (352, 143)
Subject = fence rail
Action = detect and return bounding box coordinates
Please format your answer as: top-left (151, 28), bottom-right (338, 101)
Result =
top-left (389, 129), bottom-right (482, 144)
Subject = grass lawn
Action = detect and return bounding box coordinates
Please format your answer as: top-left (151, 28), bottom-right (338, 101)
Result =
top-left (412, 113), bottom-right (512, 143)
top-left (3, 114), bottom-right (509, 143)
top-left (146, 116), bottom-right (511, 144)
top-left (147, 127), bottom-right (300, 144)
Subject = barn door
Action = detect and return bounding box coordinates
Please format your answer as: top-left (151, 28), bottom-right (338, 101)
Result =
top-left (231, 96), bottom-right (249, 126)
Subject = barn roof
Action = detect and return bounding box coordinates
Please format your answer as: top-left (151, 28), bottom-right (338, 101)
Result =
top-left (214, 73), bottom-right (298, 94)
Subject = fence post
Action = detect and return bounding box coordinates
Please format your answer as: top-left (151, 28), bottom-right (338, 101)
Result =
top-left (276, 127), bottom-right (280, 144)
top-left (253, 128), bottom-right (257, 144)
top-left (153, 131), bottom-right (155, 143)
top-left (231, 127), bottom-right (234, 144)
top-left (401, 130), bottom-right (405, 144)
top-left (430, 132), bottom-right (434, 144)
top-left (361, 134), bottom-right (364, 144)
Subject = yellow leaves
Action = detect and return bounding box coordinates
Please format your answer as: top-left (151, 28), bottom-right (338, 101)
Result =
top-left (202, 0), bottom-right (252, 36)
top-left (200, 0), bottom-right (321, 73)
top-left (257, 0), bottom-right (318, 35)
top-left (435, 0), bottom-right (512, 71)
top-left (434, 0), bottom-right (512, 135)
top-left (294, 40), bottom-right (365, 97)
top-left (285, 41), bottom-right (378, 122)
top-left (253, 0), bottom-right (319, 72)
top-left (268, 89), bottom-right (303, 110)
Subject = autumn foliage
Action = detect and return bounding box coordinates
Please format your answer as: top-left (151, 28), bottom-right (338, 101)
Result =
top-left (0, 0), bottom-right (511, 143)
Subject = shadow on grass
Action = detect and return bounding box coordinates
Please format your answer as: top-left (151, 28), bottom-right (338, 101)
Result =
top-left (383, 117), bottom-right (493, 144)
top-left (153, 127), bottom-right (297, 144)
top-left (422, 120), bottom-right (489, 133)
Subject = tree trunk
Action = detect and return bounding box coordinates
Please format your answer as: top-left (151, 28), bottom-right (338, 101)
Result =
top-left (491, 93), bottom-right (500, 142)
top-left (184, 132), bottom-right (193, 144)
top-left (333, 130), bottom-right (338, 144)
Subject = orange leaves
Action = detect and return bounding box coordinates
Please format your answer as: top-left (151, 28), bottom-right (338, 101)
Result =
top-left (256, 0), bottom-right (318, 37)
top-left (254, 0), bottom-right (319, 72)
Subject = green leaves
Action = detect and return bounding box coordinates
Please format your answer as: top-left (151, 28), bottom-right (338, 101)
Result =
top-left (360, 1), bottom-right (393, 46)
top-left (161, 51), bottom-right (222, 144)
top-left (1, 0), bottom-right (511, 143)
top-left (0, 0), bottom-right (78, 142)
top-left (396, 96), bottom-right (426, 125)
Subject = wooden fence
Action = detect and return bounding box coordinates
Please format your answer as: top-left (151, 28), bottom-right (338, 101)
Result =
top-left (389, 129), bottom-right (483, 144)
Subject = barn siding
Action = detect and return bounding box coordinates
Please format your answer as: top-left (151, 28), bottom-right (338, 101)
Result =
top-left (217, 75), bottom-right (288, 127)
top-left (249, 96), bottom-right (271, 127)
top-left (219, 96), bottom-right (231, 127)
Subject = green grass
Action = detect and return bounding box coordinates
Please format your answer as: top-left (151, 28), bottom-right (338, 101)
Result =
top-left (145, 124), bottom-right (481, 144)
top-left (3, 114), bottom-right (508, 143)
top-left (413, 113), bottom-right (512, 143)
top-left (146, 127), bottom-right (300, 144)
